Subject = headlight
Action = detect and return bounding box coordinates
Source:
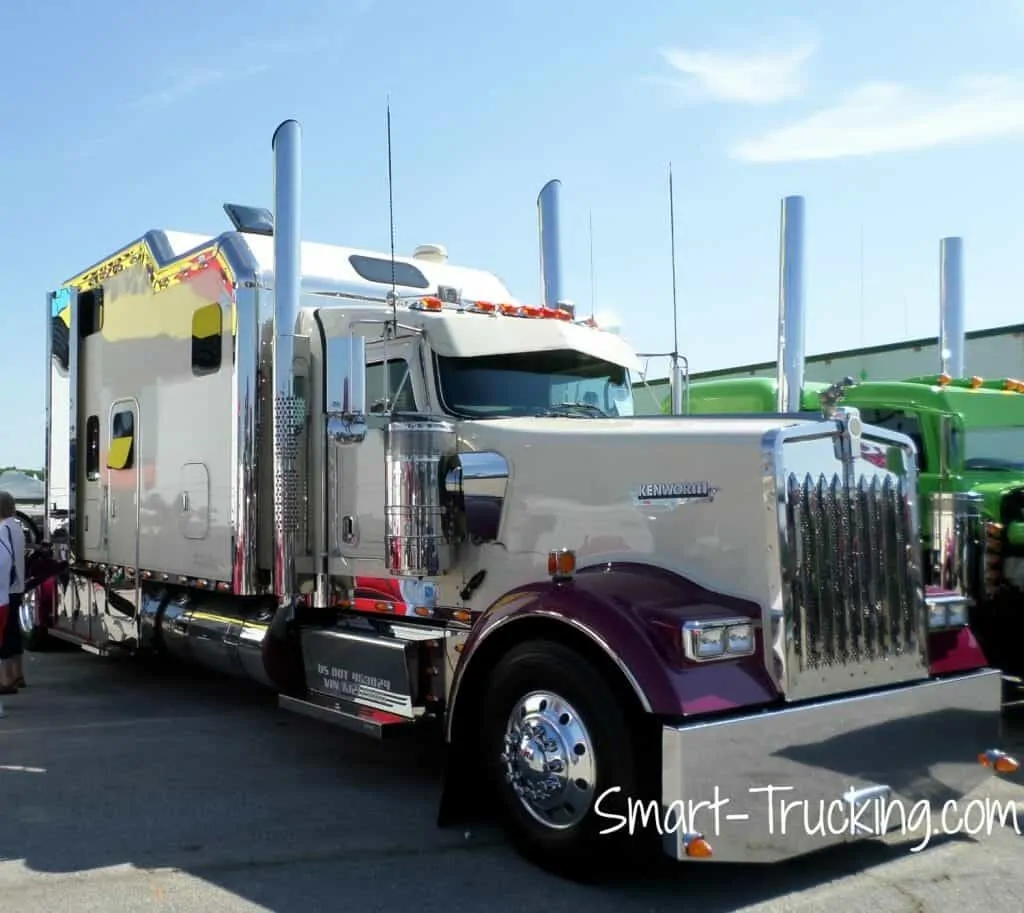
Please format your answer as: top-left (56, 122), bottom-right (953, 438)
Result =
top-left (683, 619), bottom-right (757, 662)
top-left (945, 603), bottom-right (967, 627)
top-left (726, 623), bottom-right (754, 654)
top-left (927, 597), bottom-right (969, 629)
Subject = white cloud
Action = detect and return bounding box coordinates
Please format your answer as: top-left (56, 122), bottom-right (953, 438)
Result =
top-left (732, 75), bottom-right (1024, 162)
top-left (134, 64), bottom-right (268, 108)
top-left (656, 42), bottom-right (816, 104)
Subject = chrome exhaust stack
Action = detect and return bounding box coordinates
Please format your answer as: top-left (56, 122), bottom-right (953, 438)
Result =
top-left (271, 119), bottom-right (303, 606)
top-left (776, 195), bottom-right (806, 413)
top-left (538, 179), bottom-right (569, 314)
top-left (939, 237), bottom-right (965, 377)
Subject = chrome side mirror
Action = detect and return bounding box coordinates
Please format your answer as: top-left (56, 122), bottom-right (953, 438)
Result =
top-left (325, 334), bottom-right (367, 445)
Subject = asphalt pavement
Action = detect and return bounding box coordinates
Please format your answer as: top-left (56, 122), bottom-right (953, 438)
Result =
top-left (1, 649), bottom-right (1022, 913)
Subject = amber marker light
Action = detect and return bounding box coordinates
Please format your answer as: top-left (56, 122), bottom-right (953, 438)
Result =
top-left (547, 549), bottom-right (576, 580)
top-left (682, 833), bottom-right (713, 858)
top-left (978, 749), bottom-right (1020, 774)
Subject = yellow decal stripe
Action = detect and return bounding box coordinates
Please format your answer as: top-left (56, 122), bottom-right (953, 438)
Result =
top-left (64, 239), bottom-right (236, 299)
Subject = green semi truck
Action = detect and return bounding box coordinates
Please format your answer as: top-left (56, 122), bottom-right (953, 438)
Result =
top-left (674, 372), bottom-right (1024, 676)
top-left (659, 198), bottom-right (1024, 677)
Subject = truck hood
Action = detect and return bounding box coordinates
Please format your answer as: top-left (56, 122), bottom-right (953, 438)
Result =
top-left (454, 411), bottom-right (883, 611)
top-left (459, 413), bottom-right (807, 442)
top-left (959, 471), bottom-right (1024, 518)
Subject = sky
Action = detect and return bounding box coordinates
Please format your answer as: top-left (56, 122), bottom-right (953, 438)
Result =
top-left (3, 0), bottom-right (1024, 468)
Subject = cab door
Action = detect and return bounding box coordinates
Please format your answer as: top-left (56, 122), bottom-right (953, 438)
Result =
top-left (335, 336), bottom-right (423, 563)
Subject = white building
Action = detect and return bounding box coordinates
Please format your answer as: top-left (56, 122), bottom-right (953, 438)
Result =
top-left (632, 323), bottom-right (1024, 415)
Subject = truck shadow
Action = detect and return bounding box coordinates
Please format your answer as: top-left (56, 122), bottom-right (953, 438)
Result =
top-left (1, 654), bottom-right (1021, 913)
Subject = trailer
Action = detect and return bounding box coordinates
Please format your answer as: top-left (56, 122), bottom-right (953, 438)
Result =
top-left (21, 121), bottom-right (1016, 875)
top-left (673, 198), bottom-right (1024, 680)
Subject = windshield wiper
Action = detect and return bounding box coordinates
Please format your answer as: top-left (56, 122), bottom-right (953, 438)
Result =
top-left (537, 401), bottom-right (607, 418)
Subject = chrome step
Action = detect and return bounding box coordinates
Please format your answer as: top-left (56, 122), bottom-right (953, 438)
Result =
top-left (278, 694), bottom-right (415, 739)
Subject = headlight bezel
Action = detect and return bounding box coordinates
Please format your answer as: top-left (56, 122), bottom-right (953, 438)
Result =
top-left (682, 617), bottom-right (757, 663)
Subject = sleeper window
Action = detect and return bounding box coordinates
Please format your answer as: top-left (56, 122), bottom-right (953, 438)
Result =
top-left (108, 409), bottom-right (135, 470)
top-left (85, 415), bottom-right (100, 481)
top-left (191, 303), bottom-right (223, 375)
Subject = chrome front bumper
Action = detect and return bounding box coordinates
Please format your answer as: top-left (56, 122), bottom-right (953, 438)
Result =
top-left (658, 669), bottom-right (1006, 862)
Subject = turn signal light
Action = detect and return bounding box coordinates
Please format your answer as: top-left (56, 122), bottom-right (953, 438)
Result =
top-left (683, 833), bottom-right (713, 858)
top-left (547, 549), bottom-right (576, 579)
top-left (978, 749), bottom-right (1020, 774)
top-left (421, 297), bottom-right (443, 311)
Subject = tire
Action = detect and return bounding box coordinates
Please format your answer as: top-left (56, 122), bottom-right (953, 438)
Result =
top-left (479, 639), bottom-right (657, 879)
top-left (15, 512), bottom-right (40, 548)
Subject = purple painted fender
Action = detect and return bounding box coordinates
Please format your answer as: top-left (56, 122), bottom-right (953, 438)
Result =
top-left (445, 562), bottom-right (781, 739)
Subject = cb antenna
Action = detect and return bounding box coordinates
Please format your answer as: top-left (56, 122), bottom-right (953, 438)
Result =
top-left (589, 209), bottom-right (595, 320)
top-left (669, 162), bottom-right (680, 367)
top-left (386, 97), bottom-right (397, 334)
top-left (667, 162), bottom-right (687, 414)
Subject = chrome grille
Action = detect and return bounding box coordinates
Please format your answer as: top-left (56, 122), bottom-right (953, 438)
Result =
top-left (782, 470), bottom-right (925, 698)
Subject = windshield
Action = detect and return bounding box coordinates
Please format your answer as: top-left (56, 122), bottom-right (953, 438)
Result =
top-left (435, 349), bottom-right (635, 418)
top-left (957, 425), bottom-right (1024, 471)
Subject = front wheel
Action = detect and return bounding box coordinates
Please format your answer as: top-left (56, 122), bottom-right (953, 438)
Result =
top-left (18, 589), bottom-right (50, 652)
top-left (480, 639), bottom-right (656, 878)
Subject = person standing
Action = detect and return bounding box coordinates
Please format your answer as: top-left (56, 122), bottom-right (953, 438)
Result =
top-left (0, 491), bottom-right (26, 694)
top-left (0, 507), bottom-right (14, 715)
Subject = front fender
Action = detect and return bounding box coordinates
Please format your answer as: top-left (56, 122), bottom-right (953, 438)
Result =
top-left (445, 562), bottom-right (780, 742)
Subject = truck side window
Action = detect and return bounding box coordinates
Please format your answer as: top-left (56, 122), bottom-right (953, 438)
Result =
top-left (859, 409), bottom-right (926, 470)
top-left (366, 359), bottom-right (416, 413)
top-left (191, 303), bottom-right (222, 375)
top-left (86, 415), bottom-right (100, 481)
top-left (108, 409), bottom-right (135, 470)
top-left (79, 288), bottom-right (103, 338)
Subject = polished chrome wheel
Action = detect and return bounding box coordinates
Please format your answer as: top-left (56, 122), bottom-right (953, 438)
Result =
top-left (499, 690), bottom-right (597, 830)
top-left (19, 589), bottom-right (37, 636)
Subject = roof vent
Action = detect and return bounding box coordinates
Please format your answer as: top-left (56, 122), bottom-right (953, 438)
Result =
top-left (413, 243), bottom-right (448, 264)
